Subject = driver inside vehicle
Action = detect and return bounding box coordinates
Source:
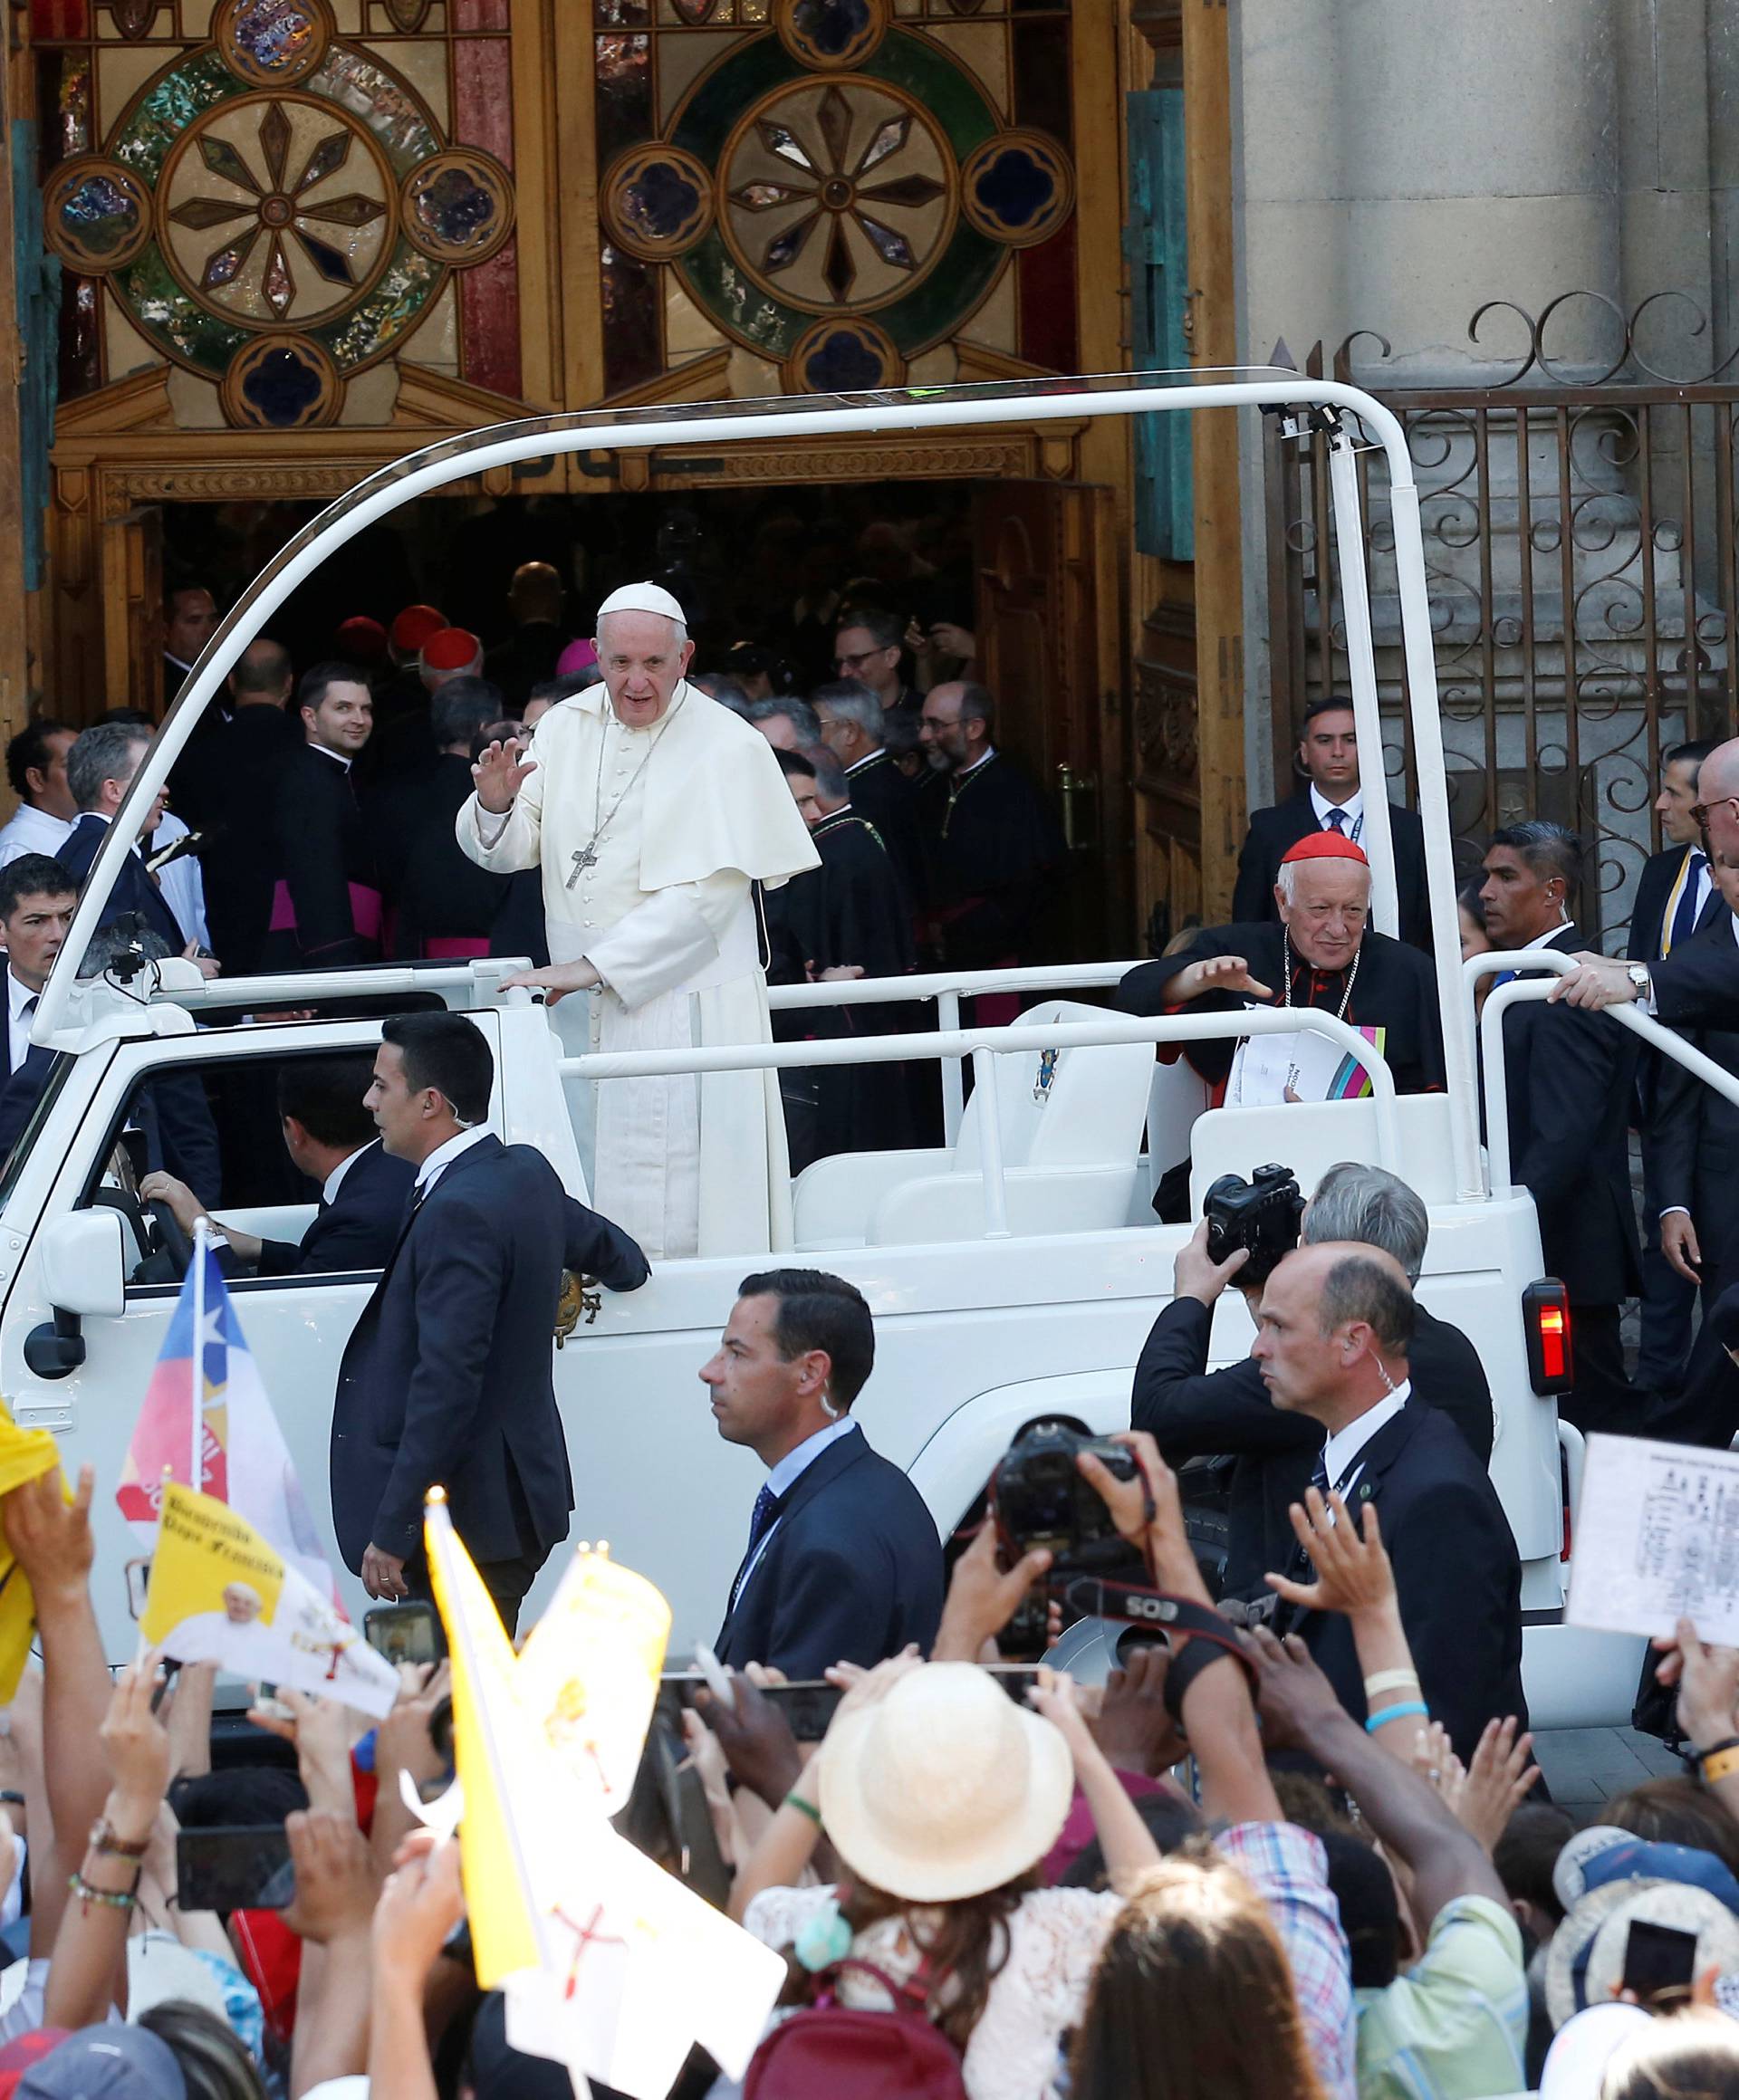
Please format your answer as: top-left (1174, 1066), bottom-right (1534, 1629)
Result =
top-left (141, 1053), bottom-right (412, 1279)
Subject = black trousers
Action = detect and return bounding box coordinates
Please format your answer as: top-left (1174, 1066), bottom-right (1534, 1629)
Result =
top-left (1561, 1303), bottom-right (1642, 1440)
top-left (404, 1549), bottom-right (542, 1639)
top-left (1636, 1229), bottom-right (1698, 1397)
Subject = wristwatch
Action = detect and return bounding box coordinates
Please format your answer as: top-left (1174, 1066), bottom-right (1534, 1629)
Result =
top-left (1626, 964), bottom-right (1651, 1000)
top-left (88, 1815), bottom-right (149, 1859)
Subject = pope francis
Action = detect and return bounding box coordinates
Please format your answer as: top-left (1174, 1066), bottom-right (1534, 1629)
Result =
top-left (457, 582), bottom-right (819, 1260)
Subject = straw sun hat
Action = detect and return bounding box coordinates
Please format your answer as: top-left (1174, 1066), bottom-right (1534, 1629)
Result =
top-left (815, 1663), bottom-right (1076, 1904)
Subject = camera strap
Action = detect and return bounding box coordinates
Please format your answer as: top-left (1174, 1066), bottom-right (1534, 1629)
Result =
top-left (1052, 1575), bottom-right (1255, 1676)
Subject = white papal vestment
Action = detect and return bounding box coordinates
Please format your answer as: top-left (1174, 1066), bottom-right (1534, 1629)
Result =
top-left (456, 681), bottom-right (818, 1260)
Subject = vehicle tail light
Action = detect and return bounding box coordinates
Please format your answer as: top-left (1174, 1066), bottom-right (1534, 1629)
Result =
top-left (1523, 1280), bottom-right (1573, 1395)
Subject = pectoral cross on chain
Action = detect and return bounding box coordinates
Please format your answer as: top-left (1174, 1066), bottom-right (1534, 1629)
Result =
top-left (565, 844), bottom-right (599, 890)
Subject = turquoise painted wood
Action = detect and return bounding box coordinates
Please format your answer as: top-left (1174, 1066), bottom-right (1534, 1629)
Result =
top-left (1125, 88), bottom-right (1193, 561)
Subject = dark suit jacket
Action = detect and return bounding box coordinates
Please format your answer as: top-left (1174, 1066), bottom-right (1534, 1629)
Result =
top-left (329, 1135), bottom-right (649, 1571)
top-left (255, 1140), bottom-right (415, 1277)
top-left (183, 705), bottom-right (301, 975)
top-left (1629, 843), bottom-right (1715, 965)
top-left (1652, 934), bottom-right (1739, 1032)
top-left (1232, 790), bottom-right (1432, 950)
top-left (1133, 1295), bottom-right (1494, 1598)
top-left (271, 744), bottom-right (380, 967)
top-left (59, 813), bottom-right (187, 953)
top-left (714, 1424), bottom-right (945, 1679)
top-left (1648, 912), bottom-right (1739, 1283)
top-left (1280, 1399), bottom-right (1526, 1761)
top-left (1494, 924), bottom-right (1641, 1306)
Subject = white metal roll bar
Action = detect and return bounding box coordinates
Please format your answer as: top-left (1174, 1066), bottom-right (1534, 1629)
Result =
top-left (1469, 951), bottom-right (1739, 1191)
top-left (37, 372), bottom-right (1472, 1192)
top-left (556, 1003), bottom-right (1399, 1241)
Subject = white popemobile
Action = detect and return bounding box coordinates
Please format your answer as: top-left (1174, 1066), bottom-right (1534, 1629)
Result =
top-left (6, 374), bottom-right (1738, 1725)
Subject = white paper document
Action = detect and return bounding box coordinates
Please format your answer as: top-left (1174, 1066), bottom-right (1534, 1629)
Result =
top-left (1225, 1021), bottom-right (1385, 1108)
top-left (1566, 1433), bottom-right (1739, 1645)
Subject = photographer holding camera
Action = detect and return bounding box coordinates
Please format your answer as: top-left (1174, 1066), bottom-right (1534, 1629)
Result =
top-left (1135, 1163), bottom-right (1492, 1601)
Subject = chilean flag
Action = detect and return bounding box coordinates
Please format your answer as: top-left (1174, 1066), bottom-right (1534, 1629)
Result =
top-left (116, 1236), bottom-right (334, 1603)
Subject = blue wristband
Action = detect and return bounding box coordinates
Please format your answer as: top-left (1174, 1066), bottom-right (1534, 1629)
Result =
top-left (1366, 1701), bottom-right (1429, 1732)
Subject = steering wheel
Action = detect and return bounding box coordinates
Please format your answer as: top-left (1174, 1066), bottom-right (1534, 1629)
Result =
top-left (147, 1200), bottom-right (195, 1280)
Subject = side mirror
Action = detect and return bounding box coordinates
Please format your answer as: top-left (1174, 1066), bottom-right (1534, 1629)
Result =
top-left (40, 1209), bottom-right (126, 1320)
top-left (24, 1211), bottom-right (128, 1379)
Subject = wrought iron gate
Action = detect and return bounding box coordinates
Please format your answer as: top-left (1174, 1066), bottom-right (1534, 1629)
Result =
top-left (1267, 305), bottom-right (1739, 946)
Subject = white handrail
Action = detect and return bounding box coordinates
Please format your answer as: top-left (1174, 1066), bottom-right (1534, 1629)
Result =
top-left (1473, 953), bottom-right (1739, 1191)
top-left (764, 960), bottom-right (1137, 1008)
top-left (556, 1003), bottom-right (1400, 1238)
top-left (34, 371), bottom-right (1466, 1181)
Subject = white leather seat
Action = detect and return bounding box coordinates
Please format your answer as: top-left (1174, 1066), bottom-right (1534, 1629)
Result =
top-left (792, 1000), bottom-right (1159, 1249)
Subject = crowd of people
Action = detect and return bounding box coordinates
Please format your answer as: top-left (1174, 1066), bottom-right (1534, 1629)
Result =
top-left (7, 546), bottom-right (1739, 2095)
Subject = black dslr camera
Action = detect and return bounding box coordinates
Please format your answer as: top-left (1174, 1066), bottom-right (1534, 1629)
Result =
top-left (1203, 1163), bottom-right (1304, 1287)
top-left (993, 1415), bottom-right (1143, 1576)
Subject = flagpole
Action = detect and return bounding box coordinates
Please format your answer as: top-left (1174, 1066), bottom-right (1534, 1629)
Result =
top-left (190, 1218), bottom-right (208, 1493)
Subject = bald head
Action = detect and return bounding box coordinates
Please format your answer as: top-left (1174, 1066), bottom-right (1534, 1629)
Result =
top-left (1250, 1241), bottom-right (1415, 1432)
top-left (509, 561), bottom-right (564, 625)
top-left (1696, 739), bottom-right (1739, 862)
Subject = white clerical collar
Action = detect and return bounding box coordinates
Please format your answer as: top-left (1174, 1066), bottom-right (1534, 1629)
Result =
top-left (955, 746), bottom-right (996, 780)
top-left (1310, 783), bottom-right (1363, 828)
top-left (1321, 1377), bottom-right (1411, 1494)
top-left (322, 1138), bottom-right (378, 1205)
top-left (309, 742), bottom-right (352, 772)
top-left (845, 749), bottom-right (888, 776)
top-left (414, 1125), bottom-right (491, 1193)
top-left (765, 1415), bottom-right (860, 1499)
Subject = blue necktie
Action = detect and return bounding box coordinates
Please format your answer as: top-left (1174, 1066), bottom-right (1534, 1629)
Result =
top-left (731, 1483), bottom-right (781, 1610)
top-left (1324, 808), bottom-right (1348, 833)
top-left (1668, 849), bottom-right (1707, 954)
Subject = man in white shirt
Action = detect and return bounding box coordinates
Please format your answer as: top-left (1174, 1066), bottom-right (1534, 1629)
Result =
top-left (0, 723), bottom-right (77, 868)
top-left (1252, 1242), bottom-right (1526, 1759)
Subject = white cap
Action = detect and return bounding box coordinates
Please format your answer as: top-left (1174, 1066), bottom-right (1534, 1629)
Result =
top-left (595, 580), bottom-right (687, 628)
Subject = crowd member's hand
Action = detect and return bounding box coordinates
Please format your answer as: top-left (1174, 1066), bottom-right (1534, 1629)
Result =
top-left (1172, 1217), bottom-right (1251, 1308)
top-left (1654, 1616), bottom-right (1739, 1747)
top-left (182, 942), bottom-right (222, 982)
top-left (1245, 1625), bottom-right (1349, 1751)
top-left (139, 1172), bottom-right (206, 1235)
top-left (824, 1647), bottom-right (922, 1731)
top-left (1547, 954), bottom-right (1638, 1009)
top-left (1410, 1719), bottom-right (1465, 1804)
top-left (1264, 1487), bottom-right (1397, 1619)
top-left (372, 1827), bottom-right (465, 1990)
top-left (1089, 1644), bottom-right (1186, 1775)
top-left (1451, 1716), bottom-right (1539, 1853)
top-left (1029, 1666), bottom-right (1105, 1769)
top-left (247, 1686), bottom-right (354, 1815)
top-left (928, 621), bottom-right (975, 661)
top-left (1076, 1429), bottom-right (1206, 1602)
top-left (1662, 1212), bottom-right (1704, 1285)
top-left (932, 1523), bottom-right (1052, 1663)
top-left (3, 1464), bottom-right (95, 1607)
top-left (101, 1650), bottom-right (173, 1836)
top-left (690, 1668), bottom-right (804, 1808)
top-left (283, 1808), bottom-right (379, 1946)
top-left (1172, 954), bottom-right (1274, 1003)
top-left (812, 964), bottom-right (865, 982)
top-left (378, 1661), bottom-right (452, 1794)
top-left (903, 618), bottom-right (933, 661)
top-left (361, 1543), bottom-right (408, 1602)
top-left (472, 735), bottom-right (537, 814)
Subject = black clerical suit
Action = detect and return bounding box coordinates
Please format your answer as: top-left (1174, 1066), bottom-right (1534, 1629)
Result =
top-left (775, 808), bottom-right (918, 1166)
top-left (180, 705), bottom-right (301, 976)
top-left (842, 749), bottom-right (927, 913)
top-left (1631, 843), bottom-right (1723, 1396)
top-left (1493, 923), bottom-right (1640, 1435)
top-left (253, 1140), bottom-right (414, 1277)
top-left (1641, 910), bottom-right (1739, 1444)
top-left (1233, 790), bottom-right (1432, 950)
top-left (920, 751), bottom-right (1065, 972)
top-left (483, 622), bottom-right (571, 709)
top-left (1118, 922), bottom-right (1445, 1095)
top-left (330, 1134), bottom-right (649, 1630)
top-left (714, 1421), bottom-right (945, 1679)
top-left (373, 753), bottom-right (509, 961)
top-left (1133, 1293), bottom-right (1494, 1598)
top-left (265, 743), bottom-right (381, 970)
top-left (1271, 1397), bottom-right (1526, 1763)
top-left (59, 813), bottom-right (188, 954)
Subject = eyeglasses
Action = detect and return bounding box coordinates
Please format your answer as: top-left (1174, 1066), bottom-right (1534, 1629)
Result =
top-left (1691, 796), bottom-right (1739, 829)
top-left (835, 648), bottom-right (892, 672)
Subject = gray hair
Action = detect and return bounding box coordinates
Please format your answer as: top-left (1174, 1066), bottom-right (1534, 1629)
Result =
top-left (747, 695), bottom-right (821, 742)
top-left (79, 918), bottom-right (170, 978)
top-left (812, 678), bottom-right (885, 742)
top-left (1488, 820), bottom-right (1582, 900)
top-left (807, 743), bottom-right (849, 802)
top-left (689, 673), bottom-right (753, 715)
top-left (1275, 856), bottom-right (1372, 906)
top-left (835, 604), bottom-right (903, 652)
top-left (1318, 1252), bottom-right (1416, 1353)
top-left (596, 609), bottom-right (688, 648)
top-left (67, 723), bottom-right (149, 814)
top-left (1302, 1162), bottom-right (1428, 1284)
